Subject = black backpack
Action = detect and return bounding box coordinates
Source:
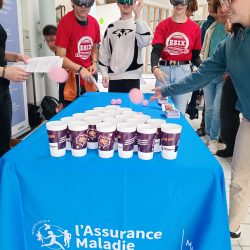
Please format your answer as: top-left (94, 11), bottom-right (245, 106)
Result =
top-left (41, 96), bottom-right (59, 120)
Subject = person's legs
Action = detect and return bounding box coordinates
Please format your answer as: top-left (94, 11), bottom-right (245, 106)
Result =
top-left (217, 77), bottom-right (240, 157)
top-left (108, 80), bottom-right (123, 92)
top-left (0, 84), bottom-right (12, 157)
top-left (171, 65), bottom-right (191, 115)
top-left (122, 79), bottom-right (140, 92)
top-left (208, 78), bottom-right (223, 140)
top-left (229, 117), bottom-right (250, 233)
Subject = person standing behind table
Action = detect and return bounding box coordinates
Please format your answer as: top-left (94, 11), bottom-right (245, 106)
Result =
top-left (99, 0), bottom-right (152, 93)
top-left (42, 25), bottom-right (57, 53)
top-left (56, 0), bottom-right (100, 107)
top-left (199, 0), bottom-right (228, 154)
top-left (151, 0), bottom-right (202, 115)
top-left (0, 0), bottom-right (30, 157)
top-left (150, 0), bottom-right (250, 239)
top-left (196, 0), bottom-right (217, 137)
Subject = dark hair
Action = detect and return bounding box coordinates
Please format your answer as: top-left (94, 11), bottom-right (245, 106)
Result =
top-left (186, 0), bottom-right (198, 16)
top-left (213, 0), bottom-right (222, 13)
top-left (42, 25), bottom-right (57, 36)
top-left (0, 0), bottom-right (3, 9)
top-left (232, 23), bottom-right (244, 33)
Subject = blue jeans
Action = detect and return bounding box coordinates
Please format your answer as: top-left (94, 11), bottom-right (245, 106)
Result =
top-left (203, 75), bottom-right (224, 140)
top-left (155, 64), bottom-right (191, 114)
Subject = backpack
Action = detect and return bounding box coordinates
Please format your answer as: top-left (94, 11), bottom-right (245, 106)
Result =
top-left (41, 96), bottom-right (59, 120)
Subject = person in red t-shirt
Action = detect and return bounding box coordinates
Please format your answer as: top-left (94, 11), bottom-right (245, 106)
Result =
top-left (151, 0), bottom-right (201, 114)
top-left (56, 0), bottom-right (101, 107)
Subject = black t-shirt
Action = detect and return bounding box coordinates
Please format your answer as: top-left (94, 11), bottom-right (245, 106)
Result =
top-left (0, 24), bottom-right (7, 67)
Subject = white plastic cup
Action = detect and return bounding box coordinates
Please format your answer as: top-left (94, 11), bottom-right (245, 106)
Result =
top-left (72, 113), bottom-right (88, 120)
top-left (103, 109), bottom-right (120, 116)
top-left (96, 122), bottom-right (116, 158)
top-left (147, 119), bottom-right (166, 152)
top-left (119, 107), bottom-right (132, 113)
top-left (138, 115), bottom-right (151, 123)
top-left (84, 110), bottom-right (100, 116)
top-left (161, 123), bottom-right (182, 160)
top-left (46, 121), bottom-right (67, 157)
top-left (84, 116), bottom-right (102, 149)
top-left (105, 105), bottom-right (121, 110)
top-left (60, 116), bottom-right (80, 150)
top-left (122, 110), bottom-right (137, 116)
top-left (97, 113), bottom-right (112, 121)
top-left (68, 121), bottom-right (88, 157)
top-left (93, 107), bottom-right (106, 112)
top-left (117, 122), bottom-right (136, 158)
top-left (137, 124), bottom-right (157, 160)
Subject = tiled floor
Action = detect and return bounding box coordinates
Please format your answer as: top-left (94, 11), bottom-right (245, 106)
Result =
top-left (140, 74), bottom-right (250, 249)
top-left (186, 108), bottom-right (250, 250)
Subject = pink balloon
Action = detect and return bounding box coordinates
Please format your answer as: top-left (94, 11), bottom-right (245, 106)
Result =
top-left (129, 88), bottom-right (144, 104)
top-left (116, 99), bottom-right (122, 105)
top-left (48, 67), bottom-right (68, 83)
top-left (142, 100), bottom-right (148, 106)
top-left (111, 99), bottom-right (117, 105)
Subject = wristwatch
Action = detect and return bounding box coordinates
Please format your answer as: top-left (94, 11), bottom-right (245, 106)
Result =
top-left (77, 66), bottom-right (83, 73)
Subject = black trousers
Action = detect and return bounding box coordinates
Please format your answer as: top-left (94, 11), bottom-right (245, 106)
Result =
top-left (0, 81), bottom-right (12, 157)
top-left (220, 77), bottom-right (240, 151)
top-left (108, 79), bottom-right (140, 93)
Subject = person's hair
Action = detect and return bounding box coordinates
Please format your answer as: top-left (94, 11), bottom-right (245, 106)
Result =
top-left (0, 0), bottom-right (3, 9)
top-left (42, 25), bottom-right (57, 36)
top-left (213, 0), bottom-right (222, 13)
top-left (232, 23), bottom-right (244, 33)
top-left (186, 0), bottom-right (198, 17)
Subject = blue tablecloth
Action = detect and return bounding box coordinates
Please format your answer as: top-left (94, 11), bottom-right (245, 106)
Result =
top-left (0, 92), bottom-right (231, 250)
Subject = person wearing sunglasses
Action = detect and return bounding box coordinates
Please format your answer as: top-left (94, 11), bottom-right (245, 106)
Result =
top-left (151, 0), bottom-right (250, 239)
top-left (151, 0), bottom-right (202, 115)
top-left (56, 0), bottom-right (100, 106)
top-left (99, 0), bottom-right (152, 92)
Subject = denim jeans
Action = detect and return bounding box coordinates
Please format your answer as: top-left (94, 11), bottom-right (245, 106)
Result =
top-left (155, 64), bottom-right (191, 114)
top-left (203, 75), bottom-right (224, 140)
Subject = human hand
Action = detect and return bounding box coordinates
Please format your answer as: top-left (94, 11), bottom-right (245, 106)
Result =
top-left (5, 66), bottom-right (31, 82)
top-left (153, 67), bottom-right (168, 85)
top-left (150, 87), bottom-right (162, 102)
top-left (133, 0), bottom-right (143, 19)
top-left (88, 62), bottom-right (98, 75)
top-left (79, 67), bottom-right (94, 83)
top-left (16, 54), bottom-right (29, 64)
top-left (102, 75), bottom-right (109, 88)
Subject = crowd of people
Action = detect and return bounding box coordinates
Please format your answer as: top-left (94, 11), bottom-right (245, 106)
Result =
top-left (1, 0), bottom-right (250, 241)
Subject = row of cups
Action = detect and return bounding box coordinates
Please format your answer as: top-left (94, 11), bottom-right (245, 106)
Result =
top-left (46, 105), bottom-right (182, 160)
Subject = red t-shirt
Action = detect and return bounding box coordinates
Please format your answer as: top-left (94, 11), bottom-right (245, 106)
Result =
top-left (56, 11), bottom-right (100, 69)
top-left (152, 17), bottom-right (201, 61)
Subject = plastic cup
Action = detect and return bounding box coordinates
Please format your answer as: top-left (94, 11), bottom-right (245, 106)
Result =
top-left (93, 107), bottom-right (106, 112)
top-left (137, 124), bottom-right (157, 160)
top-left (84, 110), bottom-right (100, 116)
top-left (161, 123), bottom-right (182, 160)
top-left (72, 113), bottom-right (89, 120)
top-left (60, 116), bottom-right (80, 150)
top-left (97, 113), bottom-right (113, 121)
top-left (117, 122), bottom-right (136, 158)
top-left (119, 107), bottom-right (132, 113)
top-left (105, 105), bottom-right (121, 110)
top-left (68, 121), bottom-right (88, 157)
top-left (147, 119), bottom-right (166, 152)
top-left (96, 122), bottom-right (116, 158)
top-left (103, 109), bottom-right (120, 116)
top-left (46, 121), bottom-right (67, 157)
top-left (84, 116), bottom-right (102, 149)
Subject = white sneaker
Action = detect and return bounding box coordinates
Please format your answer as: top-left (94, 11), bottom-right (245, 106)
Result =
top-left (201, 135), bottom-right (210, 145)
top-left (208, 140), bottom-right (218, 154)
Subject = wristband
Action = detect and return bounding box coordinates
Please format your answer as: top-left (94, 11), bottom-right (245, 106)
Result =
top-left (92, 60), bottom-right (98, 64)
top-left (1, 66), bottom-right (6, 78)
top-left (151, 66), bottom-right (159, 73)
top-left (77, 66), bottom-right (83, 73)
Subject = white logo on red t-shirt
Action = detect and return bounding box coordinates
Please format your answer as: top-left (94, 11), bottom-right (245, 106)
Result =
top-left (164, 32), bottom-right (189, 55)
top-left (76, 36), bottom-right (93, 60)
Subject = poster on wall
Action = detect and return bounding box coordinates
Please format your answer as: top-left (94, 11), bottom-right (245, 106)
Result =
top-left (0, 0), bottom-right (30, 137)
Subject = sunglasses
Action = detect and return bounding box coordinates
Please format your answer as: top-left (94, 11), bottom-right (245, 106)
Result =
top-left (72, 0), bottom-right (95, 8)
top-left (117, 0), bottom-right (133, 5)
top-left (170, 0), bottom-right (188, 6)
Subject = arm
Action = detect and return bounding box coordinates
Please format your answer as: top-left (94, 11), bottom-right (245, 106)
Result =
top-left (88, 43), bottom-right (99, 75)
top-left (56, 46), bottom-right (93, 83)
top-left (191, 50), bottom-right (202, 67)
top-left (99, 29), bottom-right (111, 88)
top-left (5, 52), bottom-right (28, 63)
top-left (160, 39), bottom-right (227, 97)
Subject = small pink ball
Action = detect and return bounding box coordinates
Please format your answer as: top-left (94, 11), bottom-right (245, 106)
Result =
top-left (116, 99), bottom-right (122, 105)
top-left (111, 99), bottom-right (117, 105)
top-left (48, 67), bottom-right (68, 83)
top-left (129, 88), bottom-right (144, 104)
top-left (142, 100), bottom-right (148, 106)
